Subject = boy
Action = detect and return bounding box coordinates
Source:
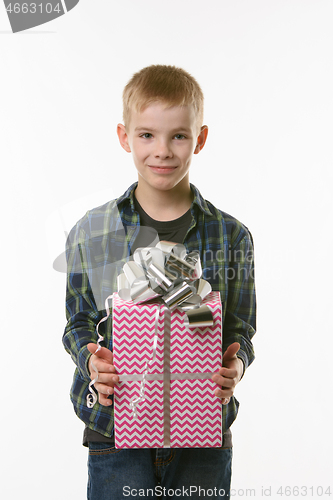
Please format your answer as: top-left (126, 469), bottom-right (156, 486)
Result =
top-left (63, 65), bottom-right (256, 499)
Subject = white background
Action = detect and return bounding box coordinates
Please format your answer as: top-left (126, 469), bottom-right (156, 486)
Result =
top-left (1, 1), bottom-right (332, 498)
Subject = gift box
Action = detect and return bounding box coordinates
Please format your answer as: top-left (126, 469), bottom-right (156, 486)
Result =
top-left (112, 291), bottom-right (223, 448)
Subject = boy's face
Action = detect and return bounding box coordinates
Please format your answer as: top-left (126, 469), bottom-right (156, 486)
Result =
top-left (117, 103), bottom-right (207, 194)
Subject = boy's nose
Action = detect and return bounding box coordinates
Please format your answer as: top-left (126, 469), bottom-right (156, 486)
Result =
top-left (153, 141), bottom-right (173, 159)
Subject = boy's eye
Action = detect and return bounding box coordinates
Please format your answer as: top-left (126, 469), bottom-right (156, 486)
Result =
top-left (141, 133), bottom-right (153, 139)
top-left (174, 134), bottom-right (186, 140)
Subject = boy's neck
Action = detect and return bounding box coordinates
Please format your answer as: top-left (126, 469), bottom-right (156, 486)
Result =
top-left (134, 179), bottom-right (193, 222)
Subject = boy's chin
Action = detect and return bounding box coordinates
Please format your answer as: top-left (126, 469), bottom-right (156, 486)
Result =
top-left (137, 174), bottom-right (190, 193)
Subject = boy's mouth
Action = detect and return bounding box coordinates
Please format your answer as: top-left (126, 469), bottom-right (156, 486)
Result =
top-left (148, 165), bottom-right (177, 173)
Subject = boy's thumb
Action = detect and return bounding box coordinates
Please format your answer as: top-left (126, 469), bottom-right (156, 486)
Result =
top-left (87, 343), bottom-right (113, 363)
top-left (223, 342), bottom-right (240, 362)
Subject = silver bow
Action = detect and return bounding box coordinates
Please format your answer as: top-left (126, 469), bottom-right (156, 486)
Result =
top-left (117, 241), bottom-right (213, 327)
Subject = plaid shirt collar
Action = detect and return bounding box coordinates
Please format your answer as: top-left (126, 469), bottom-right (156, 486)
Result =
top-left (116, 182), bottom-right (214, 217)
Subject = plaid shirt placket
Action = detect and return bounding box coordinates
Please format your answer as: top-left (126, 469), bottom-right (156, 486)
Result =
top-left (63, 183), bottom-right (256, 437)
top-left (224, 230), bottom-right (256, 370)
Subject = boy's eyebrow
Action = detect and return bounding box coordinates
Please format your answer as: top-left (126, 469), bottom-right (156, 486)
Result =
top-left (134, 126), bottom-right (192, 133)
top-left (134, 127), bottom-right (156, 132)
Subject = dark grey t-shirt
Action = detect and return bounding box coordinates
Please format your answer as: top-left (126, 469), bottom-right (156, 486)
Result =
top-left (84, 194), bottom-right (232, 448)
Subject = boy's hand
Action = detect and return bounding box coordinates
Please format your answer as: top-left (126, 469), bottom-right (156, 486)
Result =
top-left (211, 342), bottom-right (244, 405)
top-left (87, 343), bottom-right (119, 406)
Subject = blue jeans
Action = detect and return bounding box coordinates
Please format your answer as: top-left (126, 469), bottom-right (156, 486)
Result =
top-left (87, 443), bottom-right (232, 499)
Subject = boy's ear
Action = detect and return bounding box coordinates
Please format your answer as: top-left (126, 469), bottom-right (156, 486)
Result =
top-left (194, 125), bottom-right (208, 154)
top-left (117, 123), bottom-right (131, 153)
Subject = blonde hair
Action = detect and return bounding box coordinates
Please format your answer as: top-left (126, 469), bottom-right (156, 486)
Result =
top-left (122, 65), bottom-right (204, 131)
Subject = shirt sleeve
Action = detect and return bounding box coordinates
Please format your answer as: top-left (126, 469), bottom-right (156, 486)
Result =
top-left (223, 229), bottom-right (256, 372)
top-left (62, 223), bottom-right (103, 383)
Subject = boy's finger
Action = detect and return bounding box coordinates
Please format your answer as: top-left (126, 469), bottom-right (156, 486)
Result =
top-left (214, 387), bottom-right (233, 399)
top-left (211, 374), bottom-right (234, 388)
top-left (94, 373), bottom-right (119, 386)
top-left (98, 393), bottom-right (113, 406)
top-left (218, 366), bottom-right (238, 379)
top-left (95, 382), bottom-right (115, 395)
top-left (91, 357), bottom-right (117, 374)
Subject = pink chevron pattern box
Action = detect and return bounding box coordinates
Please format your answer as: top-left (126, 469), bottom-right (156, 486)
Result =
top-left (112, 291), bottom-right (223, 448)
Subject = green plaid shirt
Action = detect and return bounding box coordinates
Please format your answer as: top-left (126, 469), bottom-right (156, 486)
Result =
top-left (63, 183), bottom-right (256, 439)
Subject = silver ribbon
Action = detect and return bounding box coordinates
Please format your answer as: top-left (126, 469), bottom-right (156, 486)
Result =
top-left (87, 294), bottom-right (113, 409)
top-left (119, 372), bottom-right (216, 382)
